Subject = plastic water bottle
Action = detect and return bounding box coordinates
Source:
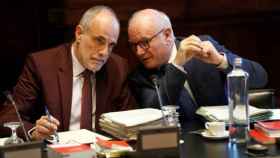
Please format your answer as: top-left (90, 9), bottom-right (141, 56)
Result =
top-left (227, 57), bottom-right (249, 144)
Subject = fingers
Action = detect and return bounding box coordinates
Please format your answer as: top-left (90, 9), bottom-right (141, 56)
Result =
top-left (195, 41), bottom-right (224, 65)
top-left (31, 115), bottom-right (60, 140)
top-left (48, 115), bottom-right (60, 126)
top-left (198, 41), bottom-right (218, 58)
top-left (179, 35), bottom-right (203, 53)
top-left (174, 35), bottom-right (203, 65)
top-left (176, 35), bottom-right (222, 65)
top-left (196, 41), bottom-right (213, 58)
top-left (38, 116), bottom-right (60, 129)
top-left (185, 34), bottom-right (201, 42)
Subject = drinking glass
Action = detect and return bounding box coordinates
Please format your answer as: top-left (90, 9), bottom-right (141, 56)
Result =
top-left (162, 105), bottom-right (184, 143)
top-left (3, 122), bottom-right (24, 145)
top-left (162, 105), bottom-right (180, 127)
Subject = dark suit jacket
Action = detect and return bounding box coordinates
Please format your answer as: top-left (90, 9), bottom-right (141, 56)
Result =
top-left (129, 35), bottom-right (268, 122)
top-left (0, 43), bottom-right (135, 137)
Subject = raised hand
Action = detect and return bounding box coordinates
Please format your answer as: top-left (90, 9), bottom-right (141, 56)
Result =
top-left (174, 35), bottom-right (224, 66)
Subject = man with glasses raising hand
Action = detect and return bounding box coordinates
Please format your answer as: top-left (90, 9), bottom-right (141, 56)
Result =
top-left (128, 9), bottom-right (267, 124)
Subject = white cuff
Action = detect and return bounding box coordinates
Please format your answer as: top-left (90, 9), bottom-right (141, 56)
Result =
top-left (28, 126), bottom-right (59, 143)
top-left (28, 126), bottom-right (36, 139)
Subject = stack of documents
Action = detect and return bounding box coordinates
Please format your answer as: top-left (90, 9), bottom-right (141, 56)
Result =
top-left (196, 105), bottom-right (273, 123)
top-left (99, 108), bottom-right (164, 140)
top-left (56, 129), bottom-right (111, 144)
top-left (48, 144), bottom-right (96, 158)
top-left (94, 137), bottom-right (134, 156)
top-left (254, 120), bottom-right (280, 138)
top-left (47, 129), bottom-right (111, 158)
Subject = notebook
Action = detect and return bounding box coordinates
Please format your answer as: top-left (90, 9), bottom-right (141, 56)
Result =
top-left (196, 105), bottom-right (273, 123)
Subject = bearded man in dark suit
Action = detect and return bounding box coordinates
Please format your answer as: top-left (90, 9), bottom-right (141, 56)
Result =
top-left (0, 6), bottom-right (135, 140)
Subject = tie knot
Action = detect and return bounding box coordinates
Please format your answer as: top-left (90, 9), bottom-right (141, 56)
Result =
top-left (82, 69), bottom-right (92, 78)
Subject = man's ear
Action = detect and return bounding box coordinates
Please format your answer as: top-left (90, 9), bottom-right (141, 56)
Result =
top-left (75, 25), bottom-right (83, 41)
top-left (163, 28), bottom-right (173, 44)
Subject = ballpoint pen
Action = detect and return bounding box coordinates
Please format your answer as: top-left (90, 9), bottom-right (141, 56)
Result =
top-left (44, 106), bottom-right (59, 143)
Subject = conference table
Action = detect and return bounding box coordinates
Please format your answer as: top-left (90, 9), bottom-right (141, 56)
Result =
top-left (177, 121), bottom-right (280, 158)
top-left (124, 119), bottom-right (280, 158)
top-left (1, 121), bottom-right (280, 158)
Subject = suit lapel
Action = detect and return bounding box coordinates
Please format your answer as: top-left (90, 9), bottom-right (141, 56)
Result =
top-left (95, 66), bottom-right (108, 129)
top-left (57, 44), bottom-right (73, 130)
top-left (130, 65), bottom-right (158, 88)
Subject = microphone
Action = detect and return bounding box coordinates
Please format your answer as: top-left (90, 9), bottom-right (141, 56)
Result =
top-left (150, 75), bottom-right (168, 125)
top-left (3, 91), bottom-right (30, 142)
top-left (150, 75), bottom-right (164, 107)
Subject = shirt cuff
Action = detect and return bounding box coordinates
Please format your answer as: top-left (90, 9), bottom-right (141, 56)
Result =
top-left (28, 126), bottom-right (36, 140)
top-left (28, 126), bottom-right (58, 143)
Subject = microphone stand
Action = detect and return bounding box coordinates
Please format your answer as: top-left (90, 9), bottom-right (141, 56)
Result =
top-left (150, 75), bottom-right (169, 126)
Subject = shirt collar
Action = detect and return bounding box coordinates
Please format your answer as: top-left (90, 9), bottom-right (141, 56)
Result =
top-left (71, 45), bottom-right (85, 77)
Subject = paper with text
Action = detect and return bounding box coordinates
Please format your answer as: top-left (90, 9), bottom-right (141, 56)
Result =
top-left (57, 129), bottom-right (111, 144)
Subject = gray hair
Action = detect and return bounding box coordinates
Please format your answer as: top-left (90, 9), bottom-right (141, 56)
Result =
top-left (128, 9), bottom-right (174, 38)
top-left (158, 11), bottom-right (172, 29)
top-left (79, 5), bottom-right (119, 32)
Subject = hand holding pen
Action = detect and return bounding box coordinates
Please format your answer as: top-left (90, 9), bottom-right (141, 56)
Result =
top-left (31, 107), bottom-right (60, 142)
top-left (45, 106), bottom-right (60, 143)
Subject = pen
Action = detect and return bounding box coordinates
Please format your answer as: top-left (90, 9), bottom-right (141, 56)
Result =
top-left (45, 106), bottom-right (59, 143)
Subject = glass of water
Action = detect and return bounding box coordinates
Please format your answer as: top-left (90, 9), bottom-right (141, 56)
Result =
top-left (3, 122), bottom-right (24, 145)
top-left (161, 105), bottom-right (184, 143)
top-left (161, 105), bottom-right (180, 127)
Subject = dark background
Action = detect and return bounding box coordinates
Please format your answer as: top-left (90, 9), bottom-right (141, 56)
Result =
top-left (0, 0), bottom-right (279, 103)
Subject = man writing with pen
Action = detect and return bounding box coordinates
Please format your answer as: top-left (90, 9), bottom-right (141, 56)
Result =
top-left (44, 106), bottom-right (59, 142)
top-left (0, 6), bottom-right (135, 140)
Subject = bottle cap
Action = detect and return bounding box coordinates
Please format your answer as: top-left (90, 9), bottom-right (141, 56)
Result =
top-left (234, 57), bottom-right (242, 67)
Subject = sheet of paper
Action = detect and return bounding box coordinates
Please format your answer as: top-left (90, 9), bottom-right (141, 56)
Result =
top-left (196, 105), bottom-right (271, 121)
top-left (101, 108), bottom-right (163, 127)
top-left (0, 138), bottom-right (8, 146)
top-left (57, 129), bottom-right (111, 144)
top-left (264, 109), bottom-right (280, 120)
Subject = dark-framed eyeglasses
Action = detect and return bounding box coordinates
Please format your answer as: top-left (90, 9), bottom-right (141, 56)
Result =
top-left (129, 29), bottom-right (165, 51)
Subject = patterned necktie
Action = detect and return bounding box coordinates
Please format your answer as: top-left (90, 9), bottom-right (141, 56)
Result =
top-left (80, 69), bottom-right (92, 130)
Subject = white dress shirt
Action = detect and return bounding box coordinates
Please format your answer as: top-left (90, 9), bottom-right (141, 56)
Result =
top-left (69, 46), bottom-right (96, 130)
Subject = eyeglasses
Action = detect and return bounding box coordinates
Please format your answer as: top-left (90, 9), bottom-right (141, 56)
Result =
top-left (130, 29), bottom-right (165, 51)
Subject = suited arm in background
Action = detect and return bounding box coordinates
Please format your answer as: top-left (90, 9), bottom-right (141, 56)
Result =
top-left (205, 35), bottom-right (268, 88)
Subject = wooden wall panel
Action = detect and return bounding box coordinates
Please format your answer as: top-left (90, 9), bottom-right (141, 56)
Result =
top-left (258, 0), bottom-right (280, 11)
top-left (63, 0), bottom-right (186, 26)
top-left (0, 1), bottom-right (41, 91)
top-left (0, 0), bottom-right (280, 104)
top-left (174, 14), bottom-right (280, 90)
top-left (185, 0), bottom-right (257, 18)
